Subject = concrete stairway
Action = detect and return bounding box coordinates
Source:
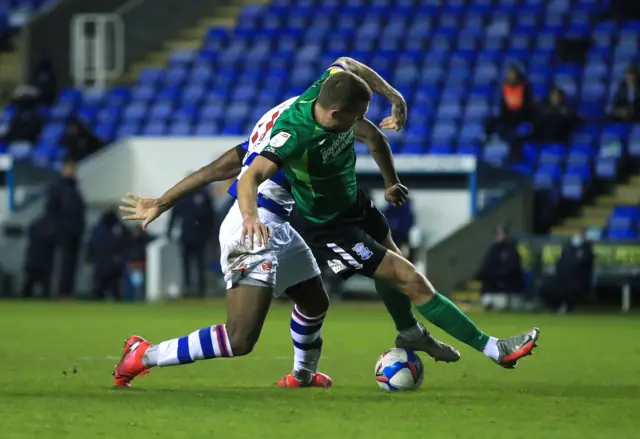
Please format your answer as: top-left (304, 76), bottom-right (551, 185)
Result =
top-left (450, 280), bottom-right (482, 309)
top-left (551, 174), bottom-right (640, 236)
top-left (119, 0), bottom-right (269, 84)
top-left (450, 174), bottom-right (640, 305)
top-left (0, 46), bottom-right (23, 106)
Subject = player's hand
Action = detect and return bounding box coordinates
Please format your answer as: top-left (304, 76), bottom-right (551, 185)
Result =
top-left (379, 96), bottom-right (407, 131)
top-left (384, 183), bottom-right (409, 207)
top-left (119, 193), bottom-right (166, 231)
top-left (241, 216), bottom-right (271, 250)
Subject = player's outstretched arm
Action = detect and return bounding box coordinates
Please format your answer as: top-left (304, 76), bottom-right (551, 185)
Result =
top-left (119, 144), bottom-right (244, 230)
top-left (355, 119), bottom-right (408, 207)
top-left (334, 57), bottom-right (407, 131)
top-left (237, 156), bottom-right (278, 249)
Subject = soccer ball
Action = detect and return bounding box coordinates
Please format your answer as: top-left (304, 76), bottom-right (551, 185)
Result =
top-left (374, 348), bottom-right (424, 391)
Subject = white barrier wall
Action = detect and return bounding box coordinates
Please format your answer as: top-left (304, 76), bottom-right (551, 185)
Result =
top-left (76, 137), bottom-right (476, 243)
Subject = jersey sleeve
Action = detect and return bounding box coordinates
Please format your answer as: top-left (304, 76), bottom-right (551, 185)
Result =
top-left (235, 141), bottom-right (248, 161)
top-left (260, 130), bottom-right (302, 167)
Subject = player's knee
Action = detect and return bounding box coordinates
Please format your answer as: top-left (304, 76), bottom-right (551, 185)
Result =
top-left (297, 290), bottom-right (330, 317)
top-left (225, 322), bottom-right (259, 356)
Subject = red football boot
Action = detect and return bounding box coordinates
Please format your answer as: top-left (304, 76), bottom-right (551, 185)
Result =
top-left (278, 371), bottom-right (332, 388)
top-left (112, 335), bottom-right (152, 388)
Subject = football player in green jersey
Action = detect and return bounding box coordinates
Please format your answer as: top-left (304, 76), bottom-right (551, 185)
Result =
top-left (237, 58), bottom-right (539, 368)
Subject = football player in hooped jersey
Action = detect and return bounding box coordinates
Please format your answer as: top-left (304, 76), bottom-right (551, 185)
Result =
top-left (238, 57), bottom-right (540, 369)
top-left (114, 97), bottom-right (334, 388)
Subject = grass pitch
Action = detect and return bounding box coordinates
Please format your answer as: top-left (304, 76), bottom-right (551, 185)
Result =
top-left (0, 300), bottom-right (638, 439)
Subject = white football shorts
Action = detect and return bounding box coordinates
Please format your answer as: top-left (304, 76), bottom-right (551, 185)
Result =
top-left (219, 201), bottom-right (320, 296)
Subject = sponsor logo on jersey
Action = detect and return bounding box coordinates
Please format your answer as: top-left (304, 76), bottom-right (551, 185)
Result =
top-left (321, 130), bottom-right (354, 163)
top-left (260, 261), bottom-right (273, 273)
top-left (327, 259), bottom-right (347, 274)
top-left (269, 132), bottom-right (291, 148)
top-left (352, 243), bottom-right (373, 260)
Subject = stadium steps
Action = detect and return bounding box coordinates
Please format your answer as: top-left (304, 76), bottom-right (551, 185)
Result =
top-left (450, 281), bottom-right (481, 310)
top-left (119, 0), bottom-right (269, 84)
top-left (0, 49), bottom-right (22, 106)
top-left (551, 174), bottom-right (640, 236)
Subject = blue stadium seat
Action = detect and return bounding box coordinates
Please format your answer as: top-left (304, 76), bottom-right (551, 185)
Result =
top-left (131, 86), bottom-right (156, 103)
top-left (168, 49), bottom-right (197, 67)
top-left (609, 206), bottom-right (640, 232)
top-left (49, 102), bottom-right (74, 121)
top-left (95, 107), bottom-right (120, 125)
top-left (607, 228), bottom-right (636, 240)
top-left (94, 124), bottom-right (116, 143)
top-left (561, 175), bottom-right (586, 200)
top-left (39, 123), bottom-right (65, 144)
top-left (138, 68), bottom-right (163, 86)
top-left (143, 121), bottom-right (167, 136)
top-left (483, 140), bottom-right (510, 165)
top-left (123, 103), bottom-right (148, 122)
top-left (148, 103), bottom-right (174, 121)
top-left (430, 123), bottom-right (457, 144)
top-left (595, 158), bottom-right (618, 180)
top-left (117, 123), bottom-right (141, 138)
top-left (539, 144), bottom-right (566, 165)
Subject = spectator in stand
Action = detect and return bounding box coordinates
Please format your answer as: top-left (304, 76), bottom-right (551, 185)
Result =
top-left (533, 86), bottom-right (581, 143)
top-left (45, 159), bottom-right (85, 297)
top-left (476, 224), bottom-right (525, 311)
top-left (610, 65), bottom-right (640, 122)
top-left (62, 118), bottom-right (103, 161)
top-left (542, 229), bottom-right (594, 314)
top-left (167, 183), bottom-right (215, 297)
top-left (485, 64), bottom-right (535, 143)
top-left (87, 206), bottom-right (132, 300)
top-left (21, 214), bottom-right (57, 298)
top-left (2, 85), bottom-right (43, 144)
top-left (0, 15), bottom-right (11, 52)
top-left (31, 53), bottom-right (57, 108)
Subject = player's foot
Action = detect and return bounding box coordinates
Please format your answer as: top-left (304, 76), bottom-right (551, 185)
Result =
top-left (395, 323), bottom-right (461, 363)
top-left (112, 335), bottom-right (152, 388)
top-left (495, 327), bottom-right (540, 369)
top-left (278, 371), bottom-right (333, 388)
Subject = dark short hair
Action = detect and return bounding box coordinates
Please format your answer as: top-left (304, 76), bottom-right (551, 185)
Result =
top-left (317, 71), bottom-right (372, 113)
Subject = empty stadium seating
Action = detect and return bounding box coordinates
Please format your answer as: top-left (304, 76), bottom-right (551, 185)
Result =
top-left (3, 0), bottom-right (640, 238)
top-left (0, 0), bottom-right (55, 40)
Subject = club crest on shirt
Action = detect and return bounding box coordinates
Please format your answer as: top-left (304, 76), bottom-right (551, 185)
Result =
top-left (352, 242), bottom-right (373, 260)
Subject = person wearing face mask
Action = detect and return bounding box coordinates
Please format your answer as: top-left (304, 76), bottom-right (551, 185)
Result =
top-left (476, 224), bottom-right (526, 311)
top-left (543, 230), bottom-right (594, 313)
top-left (87, 206), bottom-right (132, 300)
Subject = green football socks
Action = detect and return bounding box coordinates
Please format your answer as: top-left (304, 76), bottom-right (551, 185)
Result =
top-left (416, 292), bottom-right (489, 352)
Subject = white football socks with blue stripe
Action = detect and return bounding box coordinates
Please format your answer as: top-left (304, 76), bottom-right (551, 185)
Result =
top-left (143, 325), bottom-right (234, 367)
top-left (290, 306), bottom-right (326, 378)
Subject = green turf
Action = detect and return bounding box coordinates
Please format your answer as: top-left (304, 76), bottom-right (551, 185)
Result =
top-left (1, 300), bottom-right (638, 439)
